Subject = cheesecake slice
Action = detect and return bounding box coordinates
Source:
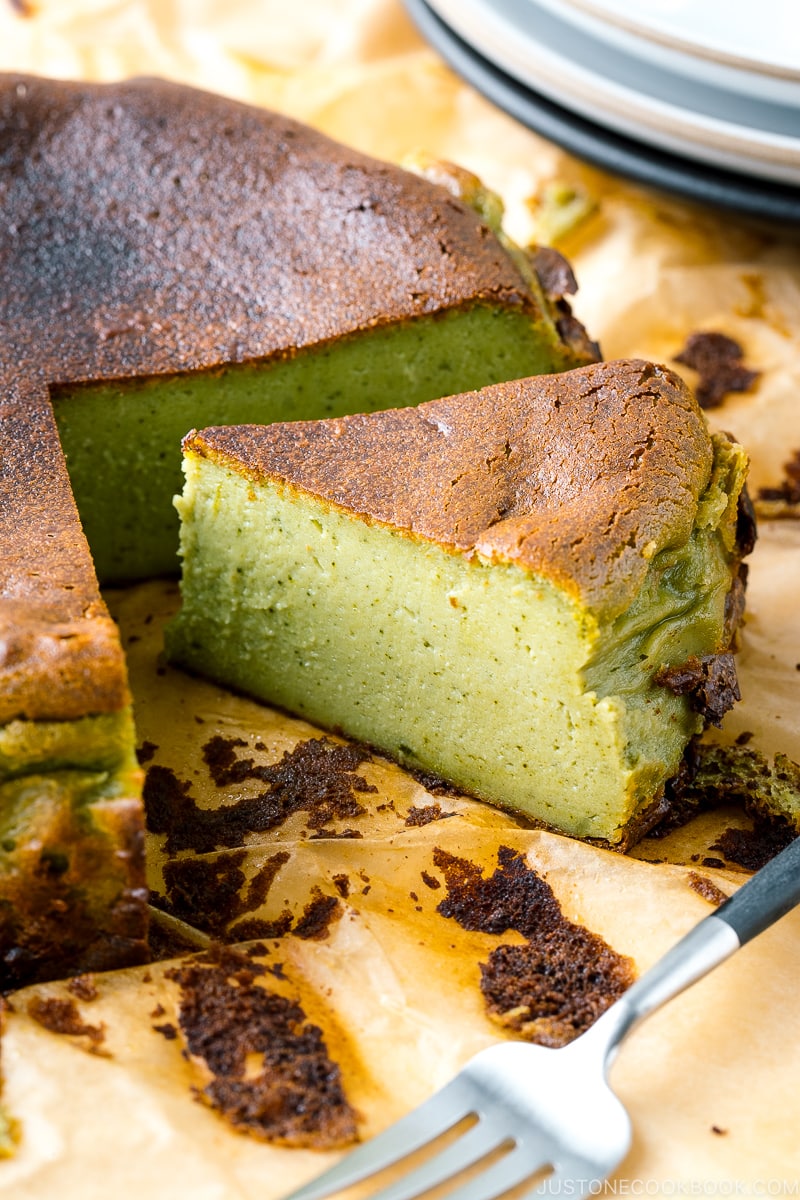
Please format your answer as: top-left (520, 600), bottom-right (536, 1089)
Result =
top-left (168, 360), bottom-right (751, 846)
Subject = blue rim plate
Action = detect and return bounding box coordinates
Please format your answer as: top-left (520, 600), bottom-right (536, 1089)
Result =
top-left (402, 0), bottom-right (800, 224)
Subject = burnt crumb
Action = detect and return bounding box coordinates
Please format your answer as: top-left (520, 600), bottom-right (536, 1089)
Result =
top-left (202, 736), bottom-right (251, 785)
top-left (136, 740), bottom-right (159, 766)
top-left (701, 857), bottom-right (726, 869)
top-left (433, 846), bottom-right (633, 1047)
top-left (756, 448), bottom-right (800, 512)
top-left (528, 245), bottom-right (577, 299)
top-left (155, 850), bottom-right (291, 940)
top-left (651, 743), bottom-right (800, 847)
top-left (736, 488), bottom-right (758, 559)
top-left (674, 331), bottom-right (759, 409)
top-left (332, 874), bottom-right (351, 899)
top-left (654, 653), bottom-right (740, 728)
top-left (687, 873), bottom-right (729, 907)
top-left (165, 953), bottom-right (356, 1147)
top-left (308, 828), bottom-right (364, 840)
top-left (144, 739), bottom-right (376, 855)
top-left (27, 995), bottom-right (105, 1048)
top-left (723, 562), bottom-right (749, 649)
top-left (710, 824), bottom-right (796, 872)
top-left (711, 1126), bottom-right (729, 1137)
top-left (227, 913), bottom-right (294, 942)
top-left (736, 731), bottom-right (754, 746)
top-left (433, 845), bottom-right (562, 939)
top-left (421, 870), bottom-right (441, 890)
top-left (66, 974), bottom-right (98, 1002)
top-left (405, 803), bottom-right (457, 827)
top-left (406, 768), bottom-right (464, 799)
top-left (293, 893), bottom-right (342, 941)
top-left (480, 929), bottom-right (634, 1048)
top-left (153, 1022), bottom-right (178, 1040)
top-left (554, 305), bottom-right (602, 363)
top-left (151, 1003), bottom-right (166, 1018)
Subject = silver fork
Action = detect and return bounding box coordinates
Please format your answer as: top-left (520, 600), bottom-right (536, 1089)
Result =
top-left (285, 835), bottom-right (800, 1199)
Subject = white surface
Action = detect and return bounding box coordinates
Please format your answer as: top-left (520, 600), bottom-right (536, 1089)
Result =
top-left (534, 0), bottom-right (800, 106)
top-left (426, 0), bottom-right (800, 185)
top-left (544, 0), bottom-right (800, 78)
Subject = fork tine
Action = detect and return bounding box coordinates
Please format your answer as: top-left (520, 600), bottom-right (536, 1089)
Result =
top-left (283, 1078), bottom-right (478, 1200)
top-left (436, 1138), bottom-right (553, 1200)
top-left (360, 1114), bottom-right (514, 1200)
top-left (523, 1158), bottom-right (602, 1198)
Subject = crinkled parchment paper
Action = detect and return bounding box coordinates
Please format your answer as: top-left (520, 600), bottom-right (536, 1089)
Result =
top-left (1, 0), bottom-right (799, 1193)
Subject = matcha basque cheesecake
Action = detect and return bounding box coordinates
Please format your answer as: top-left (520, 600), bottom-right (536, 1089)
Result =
top-left (168, 360), bottom-right (752, 847)
top-left (0, 73), bottom-right (595, 984)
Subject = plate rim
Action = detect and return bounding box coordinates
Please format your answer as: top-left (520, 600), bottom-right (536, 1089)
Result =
top-left (402, 0), bottom-right (800, 225)
top-left (423, 0), bottom-right (800, 184)
top-left (547, 0), bottom-right (800, 81)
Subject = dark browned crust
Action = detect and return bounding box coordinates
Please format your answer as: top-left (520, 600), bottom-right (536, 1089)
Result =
top-left (26, 995), bottom-right (105, 1049)
top-left (756, 448), bottom-right (800, 512)
top-left (674, 331), bottom-right (760, 409)
top-left (686, 872), bottom-right (729, 907)
top-left (66, 974), bottom-right (98, 1002)
top-left (0, 71), bottom-right (556, 725)
top-left (190, 359), bottom-right (712, 619)
top-left (166, 946), bottom-right (357, 1148)
top-left (154, 849), bottom-right (291, 940)
top-left (292, 892), bottom-right (342, 941)
top-left (654, 653), bottom-right (741, 728)
top-left (404, 803), bottom-right (456, 827)
top-left (143, 737), bottom-right (376, 855)
top-left (709, 823), bottom-right (797, 871)
top-left (432, 845), bottom-right (635, 1047)
top-left (0, 392), bottom-right (131, 723)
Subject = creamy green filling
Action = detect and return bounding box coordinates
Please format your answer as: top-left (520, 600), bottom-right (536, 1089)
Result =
top-left (0, 709), bottom-right (138, 784)
top-left (0, 706), bottom-right (141, 849)
top-left (166, 435), bottom-right (744, 843)
top-left (53, 305), bottom-right (576, 584)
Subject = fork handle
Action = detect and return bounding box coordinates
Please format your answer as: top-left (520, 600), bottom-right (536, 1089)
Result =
top-left (590, 834), bottom-right (800, 1066)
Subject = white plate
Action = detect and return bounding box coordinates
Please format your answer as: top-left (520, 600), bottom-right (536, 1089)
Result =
top-left (534, 0), bottom-right (800, 107)
top-left (425, 0), bottom-right (800, 185)
top-left (544, 0), bottom-right (800, 80)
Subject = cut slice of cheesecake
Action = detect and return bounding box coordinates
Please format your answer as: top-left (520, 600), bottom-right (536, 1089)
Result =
top-left (0, 73), bottom-right (596, 982)
top-left (167, 360), bottom-right (751, 847)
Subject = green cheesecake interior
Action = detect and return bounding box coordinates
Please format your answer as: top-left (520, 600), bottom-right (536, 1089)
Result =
top-left (167, 433), bottom-right (747, 844)
top-left (54, 306), bottom-right (576, 584)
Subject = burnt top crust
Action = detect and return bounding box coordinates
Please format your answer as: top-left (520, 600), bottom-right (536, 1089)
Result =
top-left (189, 359), bottom-right (713, 620)
top-left (0, 73), bottom-right (558, 724)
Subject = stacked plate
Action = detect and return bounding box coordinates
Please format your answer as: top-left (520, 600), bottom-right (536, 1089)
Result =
top-left (403, 0), bottom-right (800, 221)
